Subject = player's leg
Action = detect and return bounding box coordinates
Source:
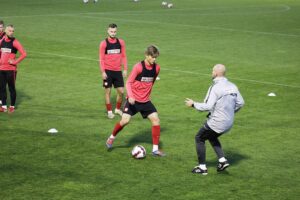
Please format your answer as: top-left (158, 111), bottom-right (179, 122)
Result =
top-left (106, 100), bottom-right (136, 149)
top-left (192, 125), bottom-right (212, 175)
top-left (0, 71), bottom-right (7, 106)
top-left (7, 71), bottom-right (17, 113)
top-left (0, 71), bottom-right (8, 112)
top-left (106, 113), bottom-right (132, 149)
top-left (103, 71), bottom-right (114, 118)
top-left (208, 133), bottom-right (229, 171)
top-left (113, 71), bottom-right (124, 116)
top-left (147, 112), bottom-right (166, 156)
top-left (115, 87), bottom-right (124, 116)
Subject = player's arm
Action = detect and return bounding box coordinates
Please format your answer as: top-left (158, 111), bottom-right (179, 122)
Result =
top-left (99, 41), bottom-right (107, 80)
top-left (235, 89), bottom-right (245, 113)
top-left (185, 87), bottom-right (218, 111)
top-left (120, 39), bottom-right (128, 77)
top-left (152, 64), bottom-right (160, 84)
top-left (126, 64), bottom-right (142, 104)
top-left (10, 39), bottom-right (26, 65)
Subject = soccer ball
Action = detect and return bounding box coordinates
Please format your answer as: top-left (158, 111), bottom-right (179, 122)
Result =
top-left (83, 0), bottom-right (89, 3)
top-left (131, 145), bottom-right (146, 159)
top-left (162, 1), bottom-right (168, 6)
top-left (167, 3), bottom-right (173, 8)
top-left (133, 0), bottom-right (139, 2)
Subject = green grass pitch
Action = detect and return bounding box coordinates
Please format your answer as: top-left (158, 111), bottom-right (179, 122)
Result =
top-left (0, 0), bottom-right (299, 199)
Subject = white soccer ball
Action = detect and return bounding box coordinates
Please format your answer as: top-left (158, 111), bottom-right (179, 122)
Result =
top-left (133, 0), bottom-right (139, 2)
top-left (131, 145), bottom-right (146, 159)
top-left (83, 0), bottom-right (89, 3)
top-left (162, 1), bottom-right (168, 6)
top-left (167, 3), bottom-right (173, 8)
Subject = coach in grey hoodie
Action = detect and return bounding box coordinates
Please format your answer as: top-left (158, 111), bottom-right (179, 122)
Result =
top-left (185, 64), bottom-right (245, 175)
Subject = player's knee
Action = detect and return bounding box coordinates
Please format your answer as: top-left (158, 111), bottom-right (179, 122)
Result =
top-left (120, 118), bottom-right (130, 126)
top-left (151, 117), bottom-right (160, 126)
top-left (195, 134), bottom-right (205, 143)
top-left (117, 88), bottom-right (124, 95)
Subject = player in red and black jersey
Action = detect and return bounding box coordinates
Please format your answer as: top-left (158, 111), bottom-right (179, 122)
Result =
top-left (99, 23), bottom-right (128, 119)
top-left (0, 20), bottom-right (5, 40)
top-left (0, 20), bottom-right (5, 105)
top-left (0, 24), bottom-right (27, 113)
top-left (105, 45), bottom-right (166, 156)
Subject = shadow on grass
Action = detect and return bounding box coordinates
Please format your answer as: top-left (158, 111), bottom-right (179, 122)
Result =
top-left (206, 149), bottom-right (250, 168)
top-left (3, 89), bottom-right (31, 107)
top-left (113, 127), bottom-right (167, 149)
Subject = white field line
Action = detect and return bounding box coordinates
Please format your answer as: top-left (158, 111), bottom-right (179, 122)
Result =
top-left (29, 51), bottom-right (300, 89)
top-left (81, 4), bottom-right (291, 16)
top-left (1, 4), bottom-right (290, 17)
top-left (79, 15), bottom-right (300, 38)
top-left (1, 5), bottom-right (297, 38)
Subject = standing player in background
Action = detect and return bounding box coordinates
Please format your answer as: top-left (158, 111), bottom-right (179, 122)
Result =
top-left (99, 23), bottom-right (128, 119)
top-left (185, 64), bottom-right (244, 175)
top-left (0, 20), bottom-right (5, 39)
top-left (0, 20), bottom-right (5, 105)
top-left (105, 45), bottom-right (165, 156)
top-left (0, 24), bottom-right (27, 113)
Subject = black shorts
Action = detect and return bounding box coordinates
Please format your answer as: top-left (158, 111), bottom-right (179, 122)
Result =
top-left (123, 100), bottom-right (157, 119)
top-left (103, 70), bottom-right (124, 88)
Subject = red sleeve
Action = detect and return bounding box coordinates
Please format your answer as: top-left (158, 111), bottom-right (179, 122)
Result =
top-left (0, 38), bottom-right (3, 58)
top-left (99, 40), bottom-right (106, 72)
top-left (13, 39), bottom-right (27, 65)
top-left (126, 63), bottom-right (142, 99)
top-left (156, 64), bottom-right (160, 75)
top-left (119, 39), bottom-right (127, 70)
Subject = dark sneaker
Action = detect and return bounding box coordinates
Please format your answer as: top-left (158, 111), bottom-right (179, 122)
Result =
top-left (192, 166), bottom-right (208, 175)
top-left (152, 150), bottom-right (166, 157)
top-left (217, 161), bottom-right (230, 172)
top-left (106, 137), bottom-right (114, 149)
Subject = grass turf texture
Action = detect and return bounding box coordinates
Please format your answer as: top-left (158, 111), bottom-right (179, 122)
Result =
top-left (1, 0), bottom-right (300, 199)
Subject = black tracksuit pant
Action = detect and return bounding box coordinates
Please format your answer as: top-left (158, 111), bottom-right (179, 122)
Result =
top-left (0, 70), bottom-right (17, 106)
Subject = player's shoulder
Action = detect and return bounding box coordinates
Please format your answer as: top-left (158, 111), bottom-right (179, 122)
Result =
top-left (12, 38), bottom-right (22, 46)
top-left (133, 62), bottom-right (143, 71)
top-left (118, 38), bottom-right (126, 45)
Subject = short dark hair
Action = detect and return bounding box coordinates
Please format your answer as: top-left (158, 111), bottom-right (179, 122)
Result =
top-left (145, 45), bottom-right (160, 58)
top-left (0, 20), bottom-right (4, 25)
top-left (108, 23), bottom-right (117, 28)
top-left (6, 24), bottom-right (14, 29)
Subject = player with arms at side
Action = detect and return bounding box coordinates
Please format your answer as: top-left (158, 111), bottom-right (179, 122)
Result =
top-left (105, 45), bottom-right (165, 156)
top-left (99, 23), bottom-right (127, 119)
top-left (0, 24), bottom-right (27, 113)
top-left (0, 20), bottom-right (5, 39)
top-left (0, 20), bottom-right (6, 105)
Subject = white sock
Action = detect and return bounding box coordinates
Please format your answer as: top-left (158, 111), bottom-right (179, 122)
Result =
top-left (109, 135), bottom-right (115, 139)
top-left (10, 106), bottom-right (15, 108)
top-left (199, 164), bottom-right (207, 170)
top-left (2, 105), bottom-right (7, 109)
top-left (152, 145), bottom-right (158, 152)
top-left (108, 111), bottom-right (113, 114)
top-left (219, 157), bottom-right (227, 163)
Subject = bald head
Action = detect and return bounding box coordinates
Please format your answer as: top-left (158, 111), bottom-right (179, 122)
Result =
top-left (212, 64), bottom-right (226, 79)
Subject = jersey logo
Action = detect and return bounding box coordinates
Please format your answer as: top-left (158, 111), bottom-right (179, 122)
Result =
top-left (141, 77), bottom-right (154, 82)
top-left (1, 48), bottom-right (12, 53)
top-left (107, 49), bottom-right (121, 54)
